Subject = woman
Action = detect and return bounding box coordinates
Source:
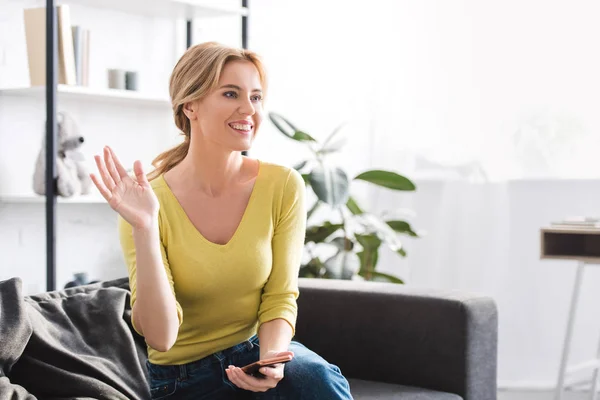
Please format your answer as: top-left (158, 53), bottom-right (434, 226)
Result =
top-left (90, 42), bottom-right (353, 399)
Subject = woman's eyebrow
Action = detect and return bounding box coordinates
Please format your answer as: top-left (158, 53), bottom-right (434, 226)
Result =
top-left (219, 84), bottom-right (262, 93)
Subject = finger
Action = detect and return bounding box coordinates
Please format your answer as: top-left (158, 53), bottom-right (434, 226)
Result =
top-left (233, 367), bottom-right (273, 392)
top-left (90, 173), bottom-right (112, 201)
top-left (133, 160), bottom-right (150, 187)
top-left (107, 146), bottom-right (130, 180)
top-left (232, 368), bottom-right (261, 391)
top-left (259, 366), bottom-right (284, 380)
top-left (94, 155), bottom-right (115, 191)
top-left (226, 367), bottom-right (248, 390)
top-left (104, 147), bottom-right (121, 184)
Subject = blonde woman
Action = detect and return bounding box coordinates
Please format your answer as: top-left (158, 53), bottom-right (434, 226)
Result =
top-left (90, 42), bottom-right (353, 399)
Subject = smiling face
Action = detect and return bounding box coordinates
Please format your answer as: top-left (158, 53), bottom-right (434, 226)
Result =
top-left (185, 60), bottom-right (264, 152)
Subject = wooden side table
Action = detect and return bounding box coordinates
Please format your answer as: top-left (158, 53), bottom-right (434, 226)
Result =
top-left (541, 226), bottom-right (600, 400)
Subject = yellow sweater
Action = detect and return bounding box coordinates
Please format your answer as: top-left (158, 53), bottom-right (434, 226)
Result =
top-left (118, 160), bottom-right (306, 365)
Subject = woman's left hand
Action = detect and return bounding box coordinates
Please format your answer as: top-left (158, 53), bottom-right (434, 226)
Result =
top-left (226, 350), bottom-right (293, 392)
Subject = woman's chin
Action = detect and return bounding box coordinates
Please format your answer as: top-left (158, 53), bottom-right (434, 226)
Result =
top-left (229, 140), bottom-right (253, 153)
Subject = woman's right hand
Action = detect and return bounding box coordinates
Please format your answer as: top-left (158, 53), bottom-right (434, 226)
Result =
top-left (90, 146), bottom-right (159, 230)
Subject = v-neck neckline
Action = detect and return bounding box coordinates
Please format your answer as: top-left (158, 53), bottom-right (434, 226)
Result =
top-left (160, 160), bottom-right (263, 249)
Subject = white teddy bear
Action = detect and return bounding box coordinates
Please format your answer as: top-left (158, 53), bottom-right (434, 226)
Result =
top-left (33, 112), bottom-right (92, 197)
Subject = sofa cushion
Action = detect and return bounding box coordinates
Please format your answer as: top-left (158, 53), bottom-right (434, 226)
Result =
top-left (349, 379), bottom-right (463, 400)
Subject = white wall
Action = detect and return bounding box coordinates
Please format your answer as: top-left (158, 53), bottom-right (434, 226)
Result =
top-left (2, 0), bottom-right (600, 391)
top-left (247, 0), bottom-right (600, 390)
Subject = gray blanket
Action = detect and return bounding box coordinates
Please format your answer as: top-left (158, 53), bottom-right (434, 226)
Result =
top-left (0, 277), bottom-right (150, 400)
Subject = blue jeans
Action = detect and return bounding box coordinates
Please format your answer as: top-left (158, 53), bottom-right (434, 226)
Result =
top-left (147, 335), bottom-right (353, 399)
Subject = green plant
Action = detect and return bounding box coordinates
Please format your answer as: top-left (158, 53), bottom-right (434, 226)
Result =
top-left (269, 112), bottom-right (419, 284)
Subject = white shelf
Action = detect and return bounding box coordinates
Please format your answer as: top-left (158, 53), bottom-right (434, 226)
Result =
top-left (0, 194), bottom-right (108, 204)
top-left (0, 85), bottom-right (171, 106)
top-left (58, 0), bottom-right (248, 19)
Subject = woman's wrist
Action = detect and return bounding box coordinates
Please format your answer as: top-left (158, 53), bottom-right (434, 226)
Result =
top-left (132, 217), bottom-right (159, 236)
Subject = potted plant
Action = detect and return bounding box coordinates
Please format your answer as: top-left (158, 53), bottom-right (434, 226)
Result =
top-left (269, 112), bottom-right (420, 283)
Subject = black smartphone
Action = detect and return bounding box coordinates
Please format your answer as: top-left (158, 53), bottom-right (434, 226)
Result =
top-left (240, 354), bottom-right (293, 378)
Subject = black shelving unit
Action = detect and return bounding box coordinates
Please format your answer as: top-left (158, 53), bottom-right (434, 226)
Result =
top-left (45, 0), bottom-right (57, 292)
top-left (43, 0), bottom-right (249, 291)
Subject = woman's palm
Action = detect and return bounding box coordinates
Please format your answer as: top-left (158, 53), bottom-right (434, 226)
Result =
top-left (110, 176), bottom-right (159, 228)
top-left (90, 146), bottom-right (159, 229)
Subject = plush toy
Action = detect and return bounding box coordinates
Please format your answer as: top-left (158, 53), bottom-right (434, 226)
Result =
top-left (33, 112), bottom-right (92, 197)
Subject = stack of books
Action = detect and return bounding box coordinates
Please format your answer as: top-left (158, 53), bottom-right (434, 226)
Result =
top-left (23, 5), bottom-right (90, 87)
top-left (551, 217), bottom-right (600, 229)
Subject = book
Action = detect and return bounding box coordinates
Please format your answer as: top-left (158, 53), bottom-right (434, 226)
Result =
top-left (71, 25), bottom-right (90, 86)
top-left (82, 28), bottom-right (90, 86)
top-left (72, 25), bottom-right (82, 85)
top-left (23, 5), bottom-right (77, 86)
top-left (57, 5), bottom-right (77, 85)
top-left (551, 217), bottom-right (600, 228)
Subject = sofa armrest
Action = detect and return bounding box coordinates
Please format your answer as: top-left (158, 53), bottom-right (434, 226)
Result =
top-left (295, 278), bottom-right (498, 400)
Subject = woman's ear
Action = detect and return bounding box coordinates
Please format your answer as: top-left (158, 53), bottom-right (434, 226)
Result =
top-left (182, 101), bottom-right (197, 120)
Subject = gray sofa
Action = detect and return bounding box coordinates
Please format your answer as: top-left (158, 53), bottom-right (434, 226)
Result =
top-left (0, 276), bottom-right (497, 399)
top-left (295, 279), bottom-right (498, 400)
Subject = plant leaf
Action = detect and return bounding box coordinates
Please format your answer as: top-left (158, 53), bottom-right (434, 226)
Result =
top-left (305, 222), bottom-right (343, 244)
top-left (346, 197), bottom-right (364, 215)
top-left (354, 170), bottom-right (416, 191)
top-left (269, 112), bottom-right (298, 138)
top-left (309, 164), bottom-right (350, 206)
top-left (293, 160), bottom-right (308, 171)
top-left (357, 248), bottom-right (379, 275)
top-left (319, 125), bottom-right (347, 154)
top-left (318, 139), bottom-right (347, 154)
top-left (355, 233), bottom-right (382, 277)
top-left (322, 123), bottom-right (346, 149)
top-left (324, 250), bottom-right (361, 280)
top-left (355, 233), bottom-right (382, 250)
top-left (268, 113), bottom-right (316, 142)
top-left (292, 131), bottom-right (317, 142)
top-left (299, 265), bottom-right (316, 278)
top-left (358, 270), bottom-right (404, 284)
top-left (328, 236), bottom-right (354, 251)
top-left (355, 214), bottom-right (403, 252)
top-left (386, 220), bottom-right (419, 237)
top-left (307, 200), bottom-right (320, 220)
top-left (300, 258), bottom-right (327, 278)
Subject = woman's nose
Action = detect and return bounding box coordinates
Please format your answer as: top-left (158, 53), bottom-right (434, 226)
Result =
top-left (239, 98), bottom-right (255, 115)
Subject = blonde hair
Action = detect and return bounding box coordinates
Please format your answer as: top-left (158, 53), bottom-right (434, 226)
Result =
top-left (148, 42), bottom-right (267, 180)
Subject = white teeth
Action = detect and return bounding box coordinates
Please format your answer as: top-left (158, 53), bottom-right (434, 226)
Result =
top-left (230, 123), bottom-right (252, 131)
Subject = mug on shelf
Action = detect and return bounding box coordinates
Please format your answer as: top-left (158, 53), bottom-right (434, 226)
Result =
top-left (107, 68), bottom-right (126, 90)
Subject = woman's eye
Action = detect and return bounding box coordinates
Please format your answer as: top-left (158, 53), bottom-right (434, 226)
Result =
top-left (251, 95), bottom-right (263, 102)
top-left (224, 91), bottom-right (237, 98)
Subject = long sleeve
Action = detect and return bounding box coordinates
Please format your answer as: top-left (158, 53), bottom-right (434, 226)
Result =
top-left (118, 213), bottom-right (183, 336)
top-left (257, 169), bottom-right (307, 334)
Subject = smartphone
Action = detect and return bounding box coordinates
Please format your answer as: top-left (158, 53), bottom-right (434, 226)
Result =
top-left (240, 354), bottom-right (293, 378)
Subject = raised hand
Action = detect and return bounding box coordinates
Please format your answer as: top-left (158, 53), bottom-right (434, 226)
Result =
top-left (90, 146), bottom-right (159, 230)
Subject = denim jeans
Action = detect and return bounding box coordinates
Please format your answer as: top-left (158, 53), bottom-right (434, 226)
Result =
top-left (147, 335), bottom-right (353, 399)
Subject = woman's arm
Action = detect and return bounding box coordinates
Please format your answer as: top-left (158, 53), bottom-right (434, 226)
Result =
top-left (257, 169), bottom-right (306, 357)
top-left (130, 222), bottom-right (181, 351)
top-left (258, 318), bottom-right (293, 359)
top-left (92, 147), bottom-right (182, 352)
top-left (120, 215), bottom-right (183, 353)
